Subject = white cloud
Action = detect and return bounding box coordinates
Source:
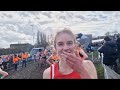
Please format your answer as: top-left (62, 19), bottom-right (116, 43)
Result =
top-left (0, 11), bottom-right (120, 48)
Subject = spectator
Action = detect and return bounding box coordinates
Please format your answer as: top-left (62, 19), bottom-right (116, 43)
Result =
top-left (116, 35), bottom-right (120, 63)
top-left (40, 52), bottom-right (47, 67)
top-left (8, 55), bottom-right (14, 69)
top-left (13, 54), bottom-right (21, 71)
top-left (46, 51), bottom-right (60, 65)
top-left (2, 55), bottom-right (8, 70)
top-left (21, 52), bottom-right (27, 68)
top-left (35, 50), bottom-right (42, 66)
top-left (76, 33), bottom-right (90, 50)
top-left (98, 36), bottom-right (119, 72)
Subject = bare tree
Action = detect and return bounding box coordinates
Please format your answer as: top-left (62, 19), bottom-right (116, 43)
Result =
top-left (37, 30), bottom-right (40, 47)
top-left (36, 31), bottom-right (49, 48)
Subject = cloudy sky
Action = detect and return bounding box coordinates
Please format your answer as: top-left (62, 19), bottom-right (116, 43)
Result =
top-left (0, 11), bottom-right (120, 48)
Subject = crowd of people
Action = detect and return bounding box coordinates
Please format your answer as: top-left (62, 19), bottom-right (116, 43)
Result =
top-left (18, 29), bottom-right (97, 79)
top-left (1, 28), bottom-right (120, 79)
top-left (0, 52), bottom-right (30, 79)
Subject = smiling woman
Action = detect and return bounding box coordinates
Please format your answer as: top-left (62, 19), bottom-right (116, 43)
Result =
top-left (43, 28), bottom-right (98, 79)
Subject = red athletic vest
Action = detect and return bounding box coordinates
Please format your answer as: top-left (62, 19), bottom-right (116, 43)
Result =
top-left (50, 63), bottom-right (81, 79)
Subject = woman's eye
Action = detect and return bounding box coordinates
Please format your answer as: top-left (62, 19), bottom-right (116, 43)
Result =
top-left (67, 42), bottom-right (73, 46)
top-left (58, 43), bottom-right (64, 46)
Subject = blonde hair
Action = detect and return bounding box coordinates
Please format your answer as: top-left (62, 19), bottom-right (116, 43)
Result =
top-left (54, 28), bottom-right (76, 48)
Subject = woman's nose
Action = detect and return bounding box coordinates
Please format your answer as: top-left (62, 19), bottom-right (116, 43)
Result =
top-left (63, 44), bottom-right (69, 49)
top-left (63, 44), bottom-right (70, 52)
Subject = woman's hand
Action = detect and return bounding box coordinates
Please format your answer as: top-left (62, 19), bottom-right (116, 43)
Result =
top-left (62, 51), bottom-right (97, 79)
top-left (62, 51), bottom-right (83, 73)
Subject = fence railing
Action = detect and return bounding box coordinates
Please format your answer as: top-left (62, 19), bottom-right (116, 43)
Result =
top-left (88, 51), bottom-right (120, 79)
top-left (100, 53), bottom-right (120, 79)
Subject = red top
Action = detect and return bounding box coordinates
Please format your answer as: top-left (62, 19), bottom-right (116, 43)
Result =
top-left (50, 63), bottom-right (81, 79)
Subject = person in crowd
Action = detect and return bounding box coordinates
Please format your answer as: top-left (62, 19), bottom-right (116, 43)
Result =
top-left (13, 54), bottom-right (21, 71)
top-left (2, 55), bottom-right (8, 69)
top-left (0, 57), bottom-right (8, 79)
top-left (35, 49), bottom-right (42, 66)
top-left (21, 52), bottom-right (27, 68)
top-left (116, 35), bottom-right (120, 63)
top-left (46, 51), bottom-right (60, 65)
top-left (98, 36), bottom-right (119, 72)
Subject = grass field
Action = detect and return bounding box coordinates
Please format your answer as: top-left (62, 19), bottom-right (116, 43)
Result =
top-left (94, 61), bottom-right (104, 79)
top-left (88, 51), bottom-right (104, 79)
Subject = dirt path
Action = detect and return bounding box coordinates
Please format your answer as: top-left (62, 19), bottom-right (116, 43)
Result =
top-left (5, 62), bottom-right (49, 79)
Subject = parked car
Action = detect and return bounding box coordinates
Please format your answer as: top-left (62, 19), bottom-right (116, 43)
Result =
top-left (29, 47), bottom-right (44, 60)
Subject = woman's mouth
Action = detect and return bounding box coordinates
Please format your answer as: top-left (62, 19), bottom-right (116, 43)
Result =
top-left (62, 50), bottom-right (71, 54)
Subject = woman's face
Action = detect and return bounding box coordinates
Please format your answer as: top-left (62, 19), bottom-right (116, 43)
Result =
top-left (55, 33), bottom-right (76, 58)
top-left (53, 52), bottom-right (57, 56)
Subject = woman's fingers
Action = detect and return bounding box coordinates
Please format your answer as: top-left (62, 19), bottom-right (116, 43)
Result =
top-left (62, 51), bottom-right (75, 58)
top-left (61, 53), bottom-right (68, 59)
top-left (74, 49), bottom-right (80, 57)
top-left (66, 56), bottom-right (75, 63)
top-left (63, 51), bottom-right (81, 61)
top-left (66, 59), bottom-right (74, 68)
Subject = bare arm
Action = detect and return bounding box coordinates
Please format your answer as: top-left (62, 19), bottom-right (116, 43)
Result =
top-left (46, 55), bottom-right (52, 65)
top-left (18, 57), bottom-right (21, 61)
top-left (0, 68), bottom-right (8, 79)
top-left (43, 67), bottom-right (50, 79)
top-left (13, 57), bottom-right (15, 64)
top-left (79, 60), bottom-right (97, 79)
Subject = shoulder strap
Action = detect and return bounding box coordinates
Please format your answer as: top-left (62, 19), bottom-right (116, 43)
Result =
top-left (51, 64), bottom-right (54, 79)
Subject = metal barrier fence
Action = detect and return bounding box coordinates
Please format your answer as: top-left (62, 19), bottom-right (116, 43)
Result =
top-left (100, 53), bottom-right (120, 79)
top-left (88, 51), bottom-right (120, 79)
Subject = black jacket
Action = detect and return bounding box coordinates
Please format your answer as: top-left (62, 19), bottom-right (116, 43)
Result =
top-left (98, 41), bottom-right (118, 65)
top-left (116, 37), bottom-right (120, 53)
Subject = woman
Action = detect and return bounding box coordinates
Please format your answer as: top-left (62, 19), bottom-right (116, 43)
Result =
top-left (35, 50), bottom-right (41, 66)
top-left (40, 53), bottom-right (47, 67)
top-left (43, 28), bottom-right (97, 79)
top-left (0, 57), bottom-right (8, 79)
top-left (46, 51), bottom-right (60, 65)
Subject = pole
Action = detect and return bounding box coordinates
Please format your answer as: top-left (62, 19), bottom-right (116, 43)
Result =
top-left (31, 25), bottom-right (35, 48)
top-left (33, 32), bottom-right (35, 48)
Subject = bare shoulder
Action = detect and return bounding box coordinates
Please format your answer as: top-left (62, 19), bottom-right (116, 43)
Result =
top-left (82, 60), bottom-right (98, 79)
top-left (43, 67), bottom-right (50, 79)
top-left (82, 60), bottom-right (96, 71)
top-left (82, 60), bottom-right (95, 66)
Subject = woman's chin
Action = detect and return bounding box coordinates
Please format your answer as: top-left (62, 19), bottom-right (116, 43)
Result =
top-left (60, 55), bottom-right (67, 61)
